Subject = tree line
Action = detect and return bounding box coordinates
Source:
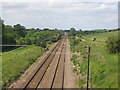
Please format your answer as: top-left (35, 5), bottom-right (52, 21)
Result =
top-left (1, 18), bottom-right (63, 48)
top-left (68, 28), bottom-right (120, 54)
top-left (68, 28), bottom-right (120, 36)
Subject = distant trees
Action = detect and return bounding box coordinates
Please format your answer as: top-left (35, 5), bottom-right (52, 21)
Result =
top-left (29, 30), bottom-right (63, 48)
top-left (68, 29), bottom-right (119, 37)
top-left (2, 21), bottom-right (26, 45)
top-left (70, 28), bottom-right (76, 36)
top-left (13, 24), bottom-right (26, 37)
top-left (2, 19), bottom-right (63, 48)
top-left (1, 20), bottom-right (16, 45)
top-left (25, 28), bottom-right (36, 38)
top-left (68, 27), bottom-right (120, 53)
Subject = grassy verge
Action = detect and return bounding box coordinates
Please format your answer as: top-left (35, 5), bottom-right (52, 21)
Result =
top-left (69, 31), bottom-right (118, 88)
top-left (0, 45), bottom-right (46, 88)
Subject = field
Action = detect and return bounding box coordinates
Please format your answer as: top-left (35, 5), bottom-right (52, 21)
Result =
top-left (70, 31), bottom-right (118, 88)
top-left (0, 45), bottom-right (46, 88)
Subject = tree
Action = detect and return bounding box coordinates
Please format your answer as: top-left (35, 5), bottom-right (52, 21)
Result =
top-left (70, 28), bottom-right (76, 36)
top-left (1, 19), bottom-right (63, 47)
top-left (17, 37), bottom-right (25, 45)
top-left (25, 28), bottom-right (36, 38)
top-left (13, 24), bottom-right (26, 37)
top-left (24, 38), bottom-right (31, 45)
top-left (36, 28), bottom-right (41, 32)
top-left (43, 28), bottom-right (49, 31)
top-left (1, 19), bottom-right (16, 45)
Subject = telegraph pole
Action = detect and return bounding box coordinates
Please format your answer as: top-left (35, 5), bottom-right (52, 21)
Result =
top-left (87, 46), bottom-right (90, 90)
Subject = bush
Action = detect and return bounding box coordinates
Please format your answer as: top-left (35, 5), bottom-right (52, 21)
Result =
top-left (106, 35), bottom-right (120, 54)
top-left (93, 37), bottom-right (96, 41)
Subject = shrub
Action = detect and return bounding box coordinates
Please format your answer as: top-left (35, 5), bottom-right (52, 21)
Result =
top-left (106, 35), bottom-right (120, 54)
top-left (93, 37), bottom-right (96, 41)
top-left (70, 55), bottom-right (78, 62)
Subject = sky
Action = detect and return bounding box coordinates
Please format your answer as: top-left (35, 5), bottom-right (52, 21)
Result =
top-left (1, 0), bottom-right (119, 30)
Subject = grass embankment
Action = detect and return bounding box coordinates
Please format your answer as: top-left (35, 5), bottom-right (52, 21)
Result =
top-left (0, 45), bottom-right (47, 88)
top-left (70, 31), bottom-right (118, 88)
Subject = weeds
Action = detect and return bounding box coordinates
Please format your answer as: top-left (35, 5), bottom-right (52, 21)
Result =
top-left (69, 31), bottom-right (118, 88)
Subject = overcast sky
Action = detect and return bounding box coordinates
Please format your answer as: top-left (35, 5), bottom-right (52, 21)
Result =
top-left (1, 0), bottom-right (119, 30)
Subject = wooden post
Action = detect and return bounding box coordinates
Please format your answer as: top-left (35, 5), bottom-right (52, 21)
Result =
top-left (87, 46), bottom-right (90, 90)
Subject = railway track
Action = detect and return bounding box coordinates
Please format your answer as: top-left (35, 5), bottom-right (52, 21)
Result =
top-left (11, 34), bottom-right (68, 89)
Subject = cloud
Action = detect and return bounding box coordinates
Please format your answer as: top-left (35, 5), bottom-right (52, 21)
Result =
top-left (2, 0), bottom-right (119, 2)
top-left (1, 2), bottom-right (118, 30)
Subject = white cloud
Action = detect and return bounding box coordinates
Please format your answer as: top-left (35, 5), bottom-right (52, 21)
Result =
top-left (1, 2), bottom-right (118, 29)
top-left (2, 0), bottom-right (119, 2)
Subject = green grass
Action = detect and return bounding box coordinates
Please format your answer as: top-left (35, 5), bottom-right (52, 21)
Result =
top-left (69, 31), bottom-right (119, 88)
top-left (82, 31), bottom-right (119, 42)
top-left (0, 47), bottom-right (21, 56)
top-left (0, 45), bottom-right (45, 88)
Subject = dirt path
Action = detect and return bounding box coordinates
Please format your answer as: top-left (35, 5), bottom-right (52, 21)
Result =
top-left (64, 38), bottom-right (77, 88)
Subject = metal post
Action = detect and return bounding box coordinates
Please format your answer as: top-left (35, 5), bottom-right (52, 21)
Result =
top-left (74, 35), bottom-right (75, 52)
top-left (87, 46), bottom-right (90, 90)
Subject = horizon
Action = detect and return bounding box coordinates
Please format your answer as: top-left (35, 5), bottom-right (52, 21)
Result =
top-left (1, 22), bottom-right (118, 31)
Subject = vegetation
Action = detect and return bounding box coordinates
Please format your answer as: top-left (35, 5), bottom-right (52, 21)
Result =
top-left (1, 18), bottom-right (64, 89)
top-left (69, 36), bottom-right (81, 52)
top-left (106, 35), bottom-right (120, 54)
top-left (69, 30), bottom-right (119, 88)
top-left (68, 28), bottom-right (119, 36)
top-left (1, 17), bottom-right (119, 89)
top-left (1, 18), bottom-right (63, 50)
top-left (1, 45), bottom-right (45, 89)
top-left (69, 28), bottom-right (76, 36)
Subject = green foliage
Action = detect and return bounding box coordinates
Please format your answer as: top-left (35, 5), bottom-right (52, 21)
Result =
top-left (106, 35), bottom-right (120, 54)
top-left (1, 45), bottom-right (45, 88)
top-left (69, 31), bottom-right (118, 88)
top-left (69, 28), bottom-right (76, 36)
top-left (29, 30), bottom-right (63, 47)
top-left (25, 28), bottom-right (36, 38)
top-left (69, 36), bottom-right (81, 52)
top-left (24, 38), bottom-right (31, 45)
top-left (78, 79), bottom-right (86, 88)
top-left (73, 68), bottom-right (77, 73)
top-left (68, 29), bottom-right (119, 37)
top-left (2, 20), bottom-right (63, 48)
top-left (13, 24), bottom-right (26, 37)
top-left (4, 36), bottom-right (16, 44)
top-left (2, 24), bottom-right (16, 45)
top-left (83, 29), bottom-right (108, 35)
top-left (2, 22), bottom-right (27, 45)
top-left (17, 37), bottom-right (25, 45)
top-left (71, 55), bottom-right (78, 62)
